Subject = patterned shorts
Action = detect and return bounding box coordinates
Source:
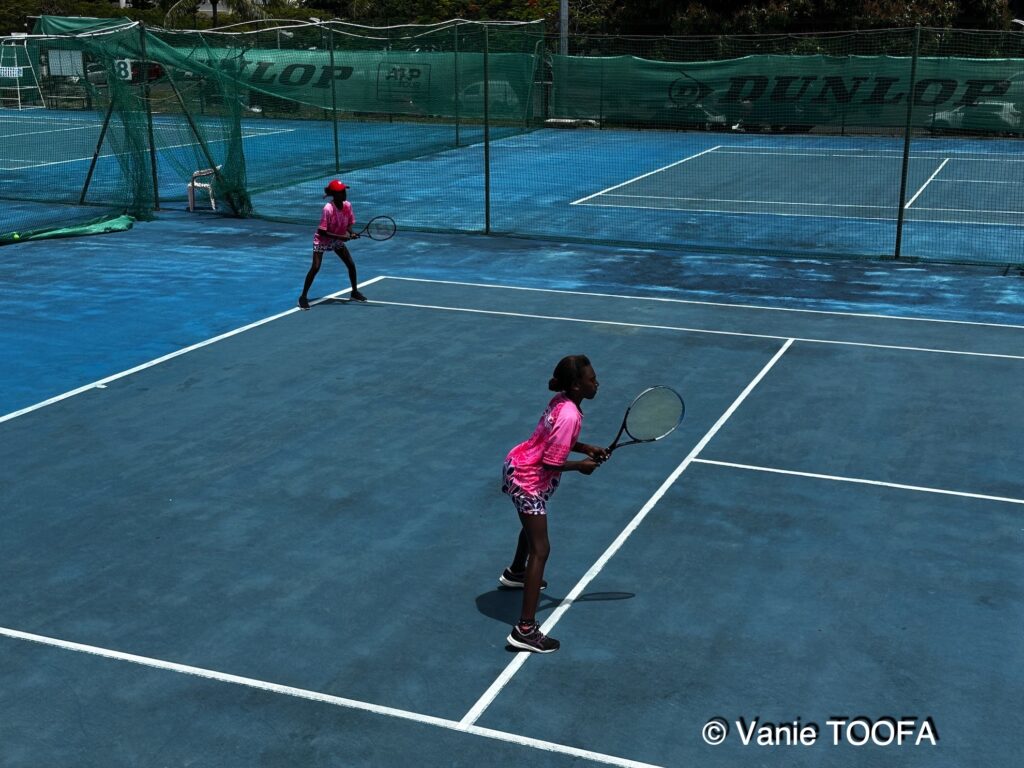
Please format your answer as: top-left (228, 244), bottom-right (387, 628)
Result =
top-left (313, 235), bottom-right (349, 254)
top-left (501, 461), bottom-right (557, 516)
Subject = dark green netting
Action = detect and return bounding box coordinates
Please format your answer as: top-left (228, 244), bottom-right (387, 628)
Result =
top-left (2, 21), bottom-right (1023, 265)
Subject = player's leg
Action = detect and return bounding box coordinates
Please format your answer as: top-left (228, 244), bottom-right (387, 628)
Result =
top-left (500, 525), bottom-right (548, 590)
top-left (299, 249), bottom-right (324, 309)
top-left (335, 245), bottom-right (366, 301)
top-left (506, 512), bottom-right (559, 653)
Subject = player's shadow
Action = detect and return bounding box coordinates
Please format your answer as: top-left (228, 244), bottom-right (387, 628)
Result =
top-left (317, 297), bottom-right (380, 306)
top-left (475, 588), bottom-right (635, 625)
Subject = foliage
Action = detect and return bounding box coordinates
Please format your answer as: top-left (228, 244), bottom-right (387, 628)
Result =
top-left (0, 0), bottom-right (1015, 37)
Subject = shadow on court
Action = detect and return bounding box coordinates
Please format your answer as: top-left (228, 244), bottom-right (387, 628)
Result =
top-left (475, 590), bottom-right (637, 625)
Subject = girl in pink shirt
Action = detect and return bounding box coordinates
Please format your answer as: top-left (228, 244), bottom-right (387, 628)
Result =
top-left (500, 354), bottom-right (609, 653)
top-left (298, 179), bottom-right (366, 309)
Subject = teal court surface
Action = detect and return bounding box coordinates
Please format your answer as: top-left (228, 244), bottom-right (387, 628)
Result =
top-left (1, 211), bottom-right (1023, 768)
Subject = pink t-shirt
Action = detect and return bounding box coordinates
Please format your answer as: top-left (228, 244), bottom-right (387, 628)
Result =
top-left (314, 200), bottom-right (355, 245)
top-left (505, 393), bottom-right (582, 497)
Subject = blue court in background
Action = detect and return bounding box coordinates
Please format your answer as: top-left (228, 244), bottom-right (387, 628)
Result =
top-left (1, 205), bottom-right (1022, 767)
top-left (7, 103), bottom-right (1024, 265)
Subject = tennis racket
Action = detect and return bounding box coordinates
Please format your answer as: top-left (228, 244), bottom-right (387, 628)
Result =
top-left (607, 386), bottom-right (685, 453)
top-left (354, 216), bottom-right (396, 241)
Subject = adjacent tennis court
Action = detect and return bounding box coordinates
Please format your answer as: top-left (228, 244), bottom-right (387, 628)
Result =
top-left (574, 143), bottom-right (1024, 227)
top-left (2, 228), bottom-right (1021, 767)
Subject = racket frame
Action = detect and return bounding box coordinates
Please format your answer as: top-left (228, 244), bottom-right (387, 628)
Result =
top-left (607, 385), bottom-right (685, 452)
top-left (359, 215), bottom-right (396, 241)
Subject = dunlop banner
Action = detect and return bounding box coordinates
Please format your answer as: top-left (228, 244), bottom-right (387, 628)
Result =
top-left (550, 54), bottom-right (1024, 132)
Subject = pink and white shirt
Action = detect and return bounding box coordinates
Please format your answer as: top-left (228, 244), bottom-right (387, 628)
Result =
top-left (505, 393), bottom-right (582, 497)
top-left (313, 200), bottom-right (355, 248)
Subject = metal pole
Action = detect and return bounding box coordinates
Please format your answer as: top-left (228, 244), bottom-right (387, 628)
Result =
top-left (894, 24), bottom-right (920, 260)
top-left (138, 23), bottom-right (160, 210)
top-left (79, 98), bottom-right (116, 204)
top-left (560, 0), bottom-right (568, 56)
top-left (483, 24), bottom-right (490, 234)
top-left (453, 22), bottom-right (460, 147)
top-left (328, 23), bottom-right (340, 172)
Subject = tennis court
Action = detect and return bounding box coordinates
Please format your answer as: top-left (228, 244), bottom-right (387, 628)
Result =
top-left (1, 214), bottom-right (1021, 767)
top-left (574, 143), bottom-right (1024, 226)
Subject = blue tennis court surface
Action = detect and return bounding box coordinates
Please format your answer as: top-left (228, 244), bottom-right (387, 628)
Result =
top-left (1, 213), bottom-right (1021, 766)
top-left (574, 144), bottom-right (1024, 226)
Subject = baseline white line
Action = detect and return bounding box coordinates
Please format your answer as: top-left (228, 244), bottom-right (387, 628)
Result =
top-left (571, 146), bottom-right (721, 205)
top-left (904, 158), bottom-right (949, 209)
top-left (599, 194), bottom-right (891, 210)
top-left (364, 300), bottom-right (1024, 360)
top-left (717, 146), bottom-right (1024, 162)
top-left (0, 276), bottom-right (388, 425)
top-left (382, 276), bottom-right (1024, 330)
top-left (460, 340), bottom-right (795, 727)
top-left (693, 459), bottom-right (1024, 506)
top-left (0, 626), bottom-right (661, 768)
top-left (572, 198), bottom-right (1024, 227)
top-left (932, 178), bottom-right (1019, 184)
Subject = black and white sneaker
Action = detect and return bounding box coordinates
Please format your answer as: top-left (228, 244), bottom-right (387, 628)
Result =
top-left (297, 296), bottom-right (310, 310)
top-left (507, 621), bottom-right (559, 653)
top-left (349, 290), bottom-right (367, 302)
top-left (498, 568), bottom-right (546, 590)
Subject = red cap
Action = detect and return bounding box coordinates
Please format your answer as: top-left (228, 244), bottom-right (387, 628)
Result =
top-left (324, 179), bottom-right (348, 196)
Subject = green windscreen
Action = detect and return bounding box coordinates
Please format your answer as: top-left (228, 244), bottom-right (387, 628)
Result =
top-left (2, 22), bottom-right (1023, 266)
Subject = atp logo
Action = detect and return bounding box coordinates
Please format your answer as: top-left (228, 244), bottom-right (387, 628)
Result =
top-left (384, 65), bottom-right (424, 83)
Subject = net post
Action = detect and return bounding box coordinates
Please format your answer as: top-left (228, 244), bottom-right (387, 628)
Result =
top-left (138, 22), bottom-right (161, 210)
top-left (483, 23), bottom-right (491, 235)
top-left (328, 22), bottom-right (340, 172)
top-left (894, 24), bottom-right (920, 260)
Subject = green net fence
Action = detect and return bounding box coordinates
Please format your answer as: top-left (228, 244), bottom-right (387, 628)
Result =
top-left (2, 20), bottom-right (1023, 266)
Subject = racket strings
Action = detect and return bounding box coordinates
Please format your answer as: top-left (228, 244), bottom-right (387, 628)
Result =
top-left (624, 387), bottom-right (684, 441)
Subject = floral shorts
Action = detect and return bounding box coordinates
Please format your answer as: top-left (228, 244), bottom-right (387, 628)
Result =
top-left (313, 234), bottom-right (349, 254)
top-left (501, 461), bottom-right (557, 516)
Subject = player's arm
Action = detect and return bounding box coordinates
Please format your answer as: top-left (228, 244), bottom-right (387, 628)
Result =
top-left (542, 458), bottom-right (601, 475)
top-left (572, 441), bottom-right (610, 462)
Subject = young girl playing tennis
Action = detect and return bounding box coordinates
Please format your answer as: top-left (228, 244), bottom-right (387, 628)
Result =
top-left (298, 179), bottom-right (366, 309)
top-left (500, 354), bottom-right (610, 653)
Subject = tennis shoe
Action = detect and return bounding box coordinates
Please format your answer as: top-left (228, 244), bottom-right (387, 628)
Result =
top-left (349, 290), bottom-right (367, 302)
top-left (297, 296), bottom-right (310, 310)
top-left (499, 568), bottom-right (546, 590)
top-left (507, 622), bottom-right (559, 653)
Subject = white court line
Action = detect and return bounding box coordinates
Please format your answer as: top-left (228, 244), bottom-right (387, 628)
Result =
top-left (599, 193), bottom-right (891, 210)
top-left (366, 300), bottom-right (1024, 361)
top-left (0, 277), bottom-right (386, 426)
top-left (573, 197), bottom-right (1024, 226)
top-left (571, 146), bottom-right (721, 205)
top-left (711, 149), bottom-right (921, 160)
top-left (5, 128), bottom-right (296, 171)
top-left (715, 146), bottom-right (1024, 162)
top-left (932, 178), bottom-right (1019, 184)
top-left (7, 277), bottom-right (1022, 427)
top-left (460, 340), bottom-right (795, 726)
top-left (0, 626), bottom-right (662, 768)
top-left (693, 459), bottom-right (1024, 506)
top-left (904, 158), bottom-right (949, 209)
top-left (384, 276), bottom-right (1024, 330)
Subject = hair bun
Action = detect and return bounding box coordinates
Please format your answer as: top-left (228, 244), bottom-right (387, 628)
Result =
top-left (547, 377), bottom-right (560, 391)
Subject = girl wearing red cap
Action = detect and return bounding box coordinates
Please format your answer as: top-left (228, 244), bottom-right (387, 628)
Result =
top-left (298, 179), bottom-right (366, 309)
